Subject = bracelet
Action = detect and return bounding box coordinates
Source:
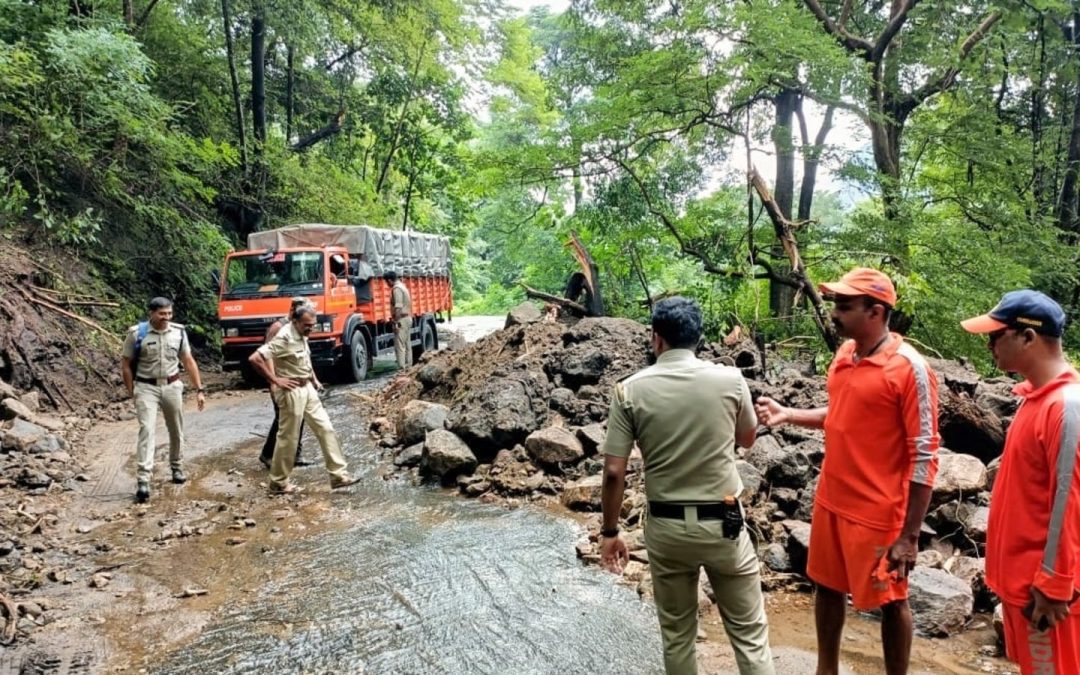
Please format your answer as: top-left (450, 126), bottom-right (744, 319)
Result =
top-left (196, 388), bottom-right (206, 393)
top-left (600, 527), bottom-right (619, 538)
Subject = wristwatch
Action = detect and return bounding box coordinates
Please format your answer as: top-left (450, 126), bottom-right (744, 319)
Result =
top-left (196, 388), bottom-right (206, 393)
top-left (600, 527), bottom-right (619, 538)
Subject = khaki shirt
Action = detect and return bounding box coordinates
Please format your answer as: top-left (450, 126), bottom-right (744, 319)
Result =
top-left (602, 349), bottom-right (755, 503)
top-left (255, 323), bottom-right (313, 380)
top-left (122, 322), bottom-right (190, 380)
top-left (392, 281), bottom-right (412, 319)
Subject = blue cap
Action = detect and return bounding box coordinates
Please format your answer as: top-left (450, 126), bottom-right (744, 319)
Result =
top-left (961, 289), bottom-right (1066, 337)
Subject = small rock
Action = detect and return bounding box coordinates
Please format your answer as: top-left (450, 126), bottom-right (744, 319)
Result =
top-left (505, 301), bottom-right (543, 328)
top-left (916, 550), bottom-right (945, 569)
top-left (782, 520), bottom-right (812, 574)
top-left (525, 427), bottom-right (585, 468)
top-left (934, 453), bottom-right (988, 499)
top-left (562, 475), bottom-right (603, 511)
top-left (226, 537), bottom-right (246, 546)
top-left (762, 543), bottom-right (791, 572)
top-left (421, 429), bottom-right (478, 480)
top-left (397, 400), bottom-right (450, 446)
top-left (19, 391), bottom-right (40, 413)
top-left (19, 602), bottom-right (43, 618)
top-left (908, 566), bottom-right (974, 636)
top-left (179, 588), bottom-right (209, 598)
top-left (575, 423), bottom-right (607, 455)
top-left (394, 443), bottom-right (424, 468)
top-left (89, 573), bottom-right (112, 589)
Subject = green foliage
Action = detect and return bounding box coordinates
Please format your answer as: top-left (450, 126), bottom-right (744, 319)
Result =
top-left (0, 0), bottom-right (1077, 372)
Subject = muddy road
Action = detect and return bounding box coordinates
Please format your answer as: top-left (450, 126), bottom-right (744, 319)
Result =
top-left (1, 317), bottom-right (1013, 674)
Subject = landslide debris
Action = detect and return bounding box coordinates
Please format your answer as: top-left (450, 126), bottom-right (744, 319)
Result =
top-left (368, 304), bottom-right (1014, 638)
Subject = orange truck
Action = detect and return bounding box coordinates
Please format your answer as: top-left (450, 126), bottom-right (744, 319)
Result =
top-left (217, 224), bottom-right (452, 382)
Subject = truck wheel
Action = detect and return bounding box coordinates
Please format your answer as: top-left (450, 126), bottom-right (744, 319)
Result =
top-left (348, 332), bottom-right (371, 382)
top-left (413, 320), bottom-right (435, 362)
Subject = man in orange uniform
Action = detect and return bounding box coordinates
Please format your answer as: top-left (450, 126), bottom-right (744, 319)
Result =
top-left (962, 290), bottom-right (1079, 674)
top-left (755, 268), bottom-right (939, 675)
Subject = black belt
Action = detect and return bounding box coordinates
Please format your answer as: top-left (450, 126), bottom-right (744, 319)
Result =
top-left (136, 373), bottom-right (180, 386)
top-left (648, 501), bottom-right (735, 520)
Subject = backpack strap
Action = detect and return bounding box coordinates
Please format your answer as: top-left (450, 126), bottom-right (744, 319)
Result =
top-left (132, 321), bottom-right (150, 367)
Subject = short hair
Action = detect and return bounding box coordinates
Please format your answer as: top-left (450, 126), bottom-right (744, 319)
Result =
top-left (290, 296), bottom-right (307, 308)
top-left (861, 296), bottom-right (893, 324)
top-left (651, 297), bottom-right (703, 349)
top-left (148, 297), bottom-right (173, 311)
top-left (294, 305), bottom-right (316, 320)
top-left (385, 270), bottom-right (398, 282)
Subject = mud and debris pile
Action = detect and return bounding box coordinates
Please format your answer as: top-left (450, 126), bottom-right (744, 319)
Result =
top-left (0, 375), bottom-right (99, 645)
top-left (369, 303), bottom-right (1015, 639)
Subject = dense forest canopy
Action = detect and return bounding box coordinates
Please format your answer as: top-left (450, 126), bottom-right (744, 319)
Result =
top-left (1, 0), bottom-right (1078, 369)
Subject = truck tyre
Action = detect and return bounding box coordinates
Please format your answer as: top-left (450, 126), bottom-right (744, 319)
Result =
top-left (412, 320), bottom-right (435, 362)
top-left (348, 331), bottom-right (371, 382)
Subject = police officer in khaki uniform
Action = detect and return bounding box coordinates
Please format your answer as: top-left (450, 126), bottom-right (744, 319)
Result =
top-left (386, 270), bottom-right (412, 368)
top-left (248, 305), bottom-right (359, 494)
top-left (120, 297), bottom-right (205, 503)
top-left (258, 297), bottom-right (311, 469)
top-left (601, 297), bottom-right (774, 675)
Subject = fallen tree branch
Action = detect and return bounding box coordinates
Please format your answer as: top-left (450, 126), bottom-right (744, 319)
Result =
top-left (291, 110), bottom-right (346, 152)
top-left (520, 284), bottom-right (590, 317)
top-left (0, 593), bottom-right (17, 644)
top-left (16, 287), bottom-right (122, 346)
top-left (749, 166), bottom-right (838, 351)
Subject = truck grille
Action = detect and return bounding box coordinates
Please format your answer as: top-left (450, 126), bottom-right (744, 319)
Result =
top-left (220, 317), bottom-right (278, 338)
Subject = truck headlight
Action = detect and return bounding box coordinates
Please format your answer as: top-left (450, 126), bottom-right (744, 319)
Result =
top-left (224, 328), bottom-right (239, 337)
top-left (319, 321), bottom-right (333, 333)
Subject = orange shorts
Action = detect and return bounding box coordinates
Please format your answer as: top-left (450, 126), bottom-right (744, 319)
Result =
top-left (1002, 601), bottom-right (1080, 674)
top-left (806, 501), bottom-right (907, 610)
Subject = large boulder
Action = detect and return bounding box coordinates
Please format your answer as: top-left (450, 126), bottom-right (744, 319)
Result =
top-left (933, 453), bottom-right (988, 500)
top-left (1, 419), bottom-right (48, 453)
top-left (447, 377), bottom-right (542, 459)
top-left (421, 430), bottom-right (477, 481)
top-left (562, 475), bottom-right (603, 511)
top-left (782, 520), bottom-right (812, 575)
top-left (575, 423), bottom-right (607, 455)
top-left (908, 566), bottom-right (974, 636)
top-left (735, 460), bottom-right (764, 501)
top-left (525, 426), bottom-right (585, 468)
top-left (744, 434), bottom-right (812, 488)
top-left (505, 301), bottom-right (543, 328)
top-left (397, 400), bottom-right (450, 446)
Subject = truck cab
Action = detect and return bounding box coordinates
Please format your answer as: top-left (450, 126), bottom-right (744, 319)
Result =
top-left (217, 225), bottom-right (453, 383)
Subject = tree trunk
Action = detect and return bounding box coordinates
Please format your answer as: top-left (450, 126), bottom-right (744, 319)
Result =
top-left (375, 39), bottom-right (427, 195)
top-left (1057, 12), bottom-right (1080, 234)
top-left (250, 2), bottom-right (267, 153)
top-left (770, 87), bottom-right (799, 317)
top-left (220, 0), bottom-right (248, 174)
top-left (797, 102), bottom-right (835, 222)
top-left (286, 44), bottom-right (295, 145)
top-left (123, 0), bottom-right (133, 26)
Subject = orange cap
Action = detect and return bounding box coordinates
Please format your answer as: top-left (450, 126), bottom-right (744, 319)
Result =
top-left (819, 267), bottom-right (897, 307)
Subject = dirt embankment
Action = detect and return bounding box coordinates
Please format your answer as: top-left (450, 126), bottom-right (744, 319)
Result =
top-left (367, 307), bottom-right (1015, 652)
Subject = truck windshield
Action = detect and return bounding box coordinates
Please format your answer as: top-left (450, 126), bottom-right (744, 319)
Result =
top-left (222, 251), bottom-right (324, 299)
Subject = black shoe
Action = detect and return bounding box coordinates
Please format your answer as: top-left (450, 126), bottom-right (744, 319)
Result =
top-left (135, 483), bottom-right (150, 503)
top-left (259, 456), bottom-right (271, 470)
top-left (171, 468), bottom-right (187, 484)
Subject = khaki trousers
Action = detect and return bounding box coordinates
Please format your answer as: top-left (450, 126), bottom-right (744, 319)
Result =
top-left (269, 383), bottom-right (349, 488)
top-left (645, 510), bottom-right (775, 675)
top-left (134, 380), bottom-right (184, 483)
top-left (394, 316), bottom-right (413, 368)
